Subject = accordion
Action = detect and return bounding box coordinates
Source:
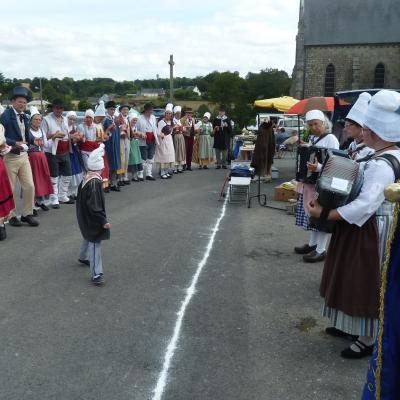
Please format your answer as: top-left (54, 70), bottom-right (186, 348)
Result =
top-left (296, 145), bottom-right (329, 184)
top-left (310, 150), bottom-right (363, 232)
top-left (161, 124), bottom-right (173, 135)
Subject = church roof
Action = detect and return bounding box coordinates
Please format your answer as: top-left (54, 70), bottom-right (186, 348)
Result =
top-left (303, 0), bottom-right (400, 46)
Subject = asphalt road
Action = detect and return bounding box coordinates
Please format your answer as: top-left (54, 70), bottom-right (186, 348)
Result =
top-left (0, 159), bottom-right (367, 400)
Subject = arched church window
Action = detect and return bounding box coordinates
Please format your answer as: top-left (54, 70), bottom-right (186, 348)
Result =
top-left (324, 64), bottom-right (335, 97)
top-left (374, 63), bottom-right (385, 88)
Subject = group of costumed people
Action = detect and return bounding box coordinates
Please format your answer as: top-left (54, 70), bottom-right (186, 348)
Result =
top-left (289, 89), bottom-right (400, 399)
top-left (0, 87), bottom-right (234, 243)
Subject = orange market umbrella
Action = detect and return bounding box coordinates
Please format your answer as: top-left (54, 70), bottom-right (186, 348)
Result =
top-left (286, 96), bottom-right (334, 115)
top-left (254, 96), bottom-right (299, 112)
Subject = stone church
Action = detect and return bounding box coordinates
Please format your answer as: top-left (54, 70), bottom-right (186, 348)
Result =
top-left (291, 0), bottom-right (400, 99)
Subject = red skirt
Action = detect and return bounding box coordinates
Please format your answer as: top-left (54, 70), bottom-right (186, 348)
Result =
top-left (0, 157), bottom-right (15, 218)
top-left (101, 155), bottom-right (110, 182)
top-left (29, 152), bottom-right (54, 197)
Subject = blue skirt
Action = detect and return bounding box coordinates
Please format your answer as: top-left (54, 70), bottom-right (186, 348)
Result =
top-left (70, 144), bottom-right (83, 175)
top-left (295, 193), bottom-right (317, 231)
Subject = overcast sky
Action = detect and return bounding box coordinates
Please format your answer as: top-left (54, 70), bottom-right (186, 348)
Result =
top-left (0, 0), bottom-right (299, 81)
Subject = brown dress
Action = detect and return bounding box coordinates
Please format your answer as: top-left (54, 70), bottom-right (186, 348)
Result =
top-left (320, 215), bottom-right (380, 319)
top-left (251, 121), bottom-right (275, 177)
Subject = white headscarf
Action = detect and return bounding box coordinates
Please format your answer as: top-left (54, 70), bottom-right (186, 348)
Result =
top-left (94, 101), bottom-right (106, 117)
top-left (363, 90), bottom-right (400, 142)
top-left (346, 92), bottom-right (372, 126)
top-left (87, 143), bottom-right (105, 171)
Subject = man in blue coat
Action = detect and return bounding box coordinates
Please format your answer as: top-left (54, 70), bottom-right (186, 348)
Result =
top-left (0, 86), bottom-right (39, 227)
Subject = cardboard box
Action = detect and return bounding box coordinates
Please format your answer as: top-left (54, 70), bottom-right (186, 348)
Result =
top-left (274, 185), bottom-right (297, 202)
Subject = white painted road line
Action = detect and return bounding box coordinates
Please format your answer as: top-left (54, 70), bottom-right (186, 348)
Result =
top-left (151, 198), bottom-right (228, 400)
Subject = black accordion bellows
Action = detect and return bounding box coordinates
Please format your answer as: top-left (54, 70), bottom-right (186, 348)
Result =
top-left (296, 145), bottom-right (329, 184)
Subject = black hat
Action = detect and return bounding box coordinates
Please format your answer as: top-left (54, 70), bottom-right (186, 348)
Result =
top-left (119, 104), bottom-right (130, 111)
top-left (219, 104), bottom-right (227, 112)
top-left (143, 102), bottom-right (154, 112)
top-left (10, 86), bottom-right (31, 101)
top-left (51, 98), bottom-right (65, 108)
top-left (185, 107), bottom-right (193, 113)
top-left (105, 100), bottom-right (116, 109)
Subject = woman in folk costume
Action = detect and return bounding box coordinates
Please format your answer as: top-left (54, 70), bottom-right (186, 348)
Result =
top-left (65, 111), bottom-right (84, 200)
top-left (128, 110), bottom-right (144, 182)
top-left (345, 92), bottom-right (374, 160)
top-left (250, 119), bottom-right (275, 181)
top-left (173, 106), bottom-right (186, 173)
top-left (294, 110), bottom-right (339, 263)
top-left (103, 101), bottom-right (122, 191)
top-left (78, 109), bottom-right (99, 169)
top-left (0, 116), bottom-right (16, 241)
top-left (155, 103), bottom-right (176, 179)
top-left (114, 104), bottom-right (131, 186)
top-left (308, 90), bottom-right (400, 361)
top-left (28, 107), bottom-right (53, 210)
top-left (195, 112), bottom-right (214, 168)
top-left (76, 144), bottom-right (110, 286)
top-left (92, 102), bottom-right (110, 192)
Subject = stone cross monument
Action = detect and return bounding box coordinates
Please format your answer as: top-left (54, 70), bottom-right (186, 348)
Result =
top-left (169, 54), bottom-right (175, 103)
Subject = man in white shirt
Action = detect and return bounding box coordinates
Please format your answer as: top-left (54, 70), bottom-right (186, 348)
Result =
top-left (41, 99), bottom-right (73, 208)
top-left (135, 103), bottom-right (158, 180)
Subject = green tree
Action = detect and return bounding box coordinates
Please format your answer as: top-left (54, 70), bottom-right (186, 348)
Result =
top-left (197, 104), bottom-right (210, 116)
top-left (246, 68), bottom-right (291, 101)
top-left (78, 99), bottom-right (92, 111)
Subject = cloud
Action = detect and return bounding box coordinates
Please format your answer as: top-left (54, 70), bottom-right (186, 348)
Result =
top-left (0, 0), bottom-right (298, 80)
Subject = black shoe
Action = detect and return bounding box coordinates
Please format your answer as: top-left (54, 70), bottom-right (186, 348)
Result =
top-left (303, 250), bottom-right (326, 263)
top-left (33, 209), bottom-right (39, 217)
top-left (203, 165), bottom-right (208, 169)
top-left (216, 165), bottom-right (221, 169)
top-left (104, 187), bottom-right (110, 193)
top-left (21, 215), bottom-right (40, 227)
top-left (341, 340), bottom-right (374, 359)
top-left (146, 176), bottom-right (156, 181)
top-left (123, 180), bottom-right (131, 185)
top-left (186, 167), bottom-right (192, 171)
top-left (294, 244), bottom-right (317, 254)
top-left (78, 259), bottom-right (90, 266)
top-left (177, 169), bottom-right (183, 173)
top-left (52, 204), bottom-right (60, 209)
top-left (110, 185), bottom-right (121, 192)
top-left (325, 327), bottom-right (358, 341)
top-left (9, 217), bottom-right (22, 227)
top-left (0, 226), bottom-right (6, 241)
top-left (117, 181), bottom-right (124, 186)
top-left (132, 177), bottom-right (139, 182)
top-left (222, 165), bottom-right (227, 169)
top-left (138, 177), bottom-right (144, 181)
top-left (91, 275), bottom-right (104, 286)
top-left (38, 203), bottom-right (50, 211)
top-left (60, 198), bottom-right (75, 204)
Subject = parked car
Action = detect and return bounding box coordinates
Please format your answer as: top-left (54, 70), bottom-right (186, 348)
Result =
top-left (276, 117), bottom-right (304, 135)
top-left (152, 108), bottom-right (165, 119)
